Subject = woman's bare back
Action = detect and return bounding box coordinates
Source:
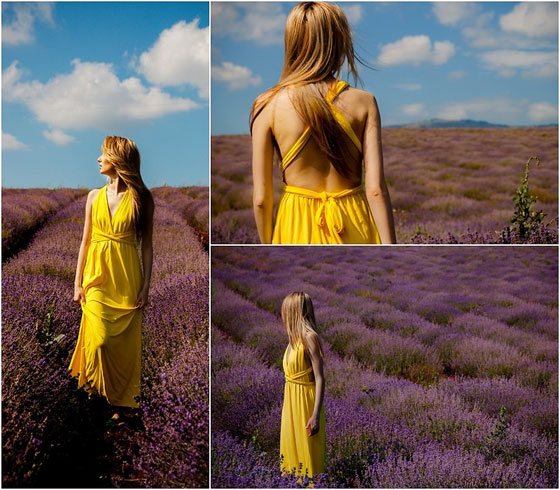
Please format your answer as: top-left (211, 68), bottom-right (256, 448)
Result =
top-left (262, 84), bottom-right (374, 192)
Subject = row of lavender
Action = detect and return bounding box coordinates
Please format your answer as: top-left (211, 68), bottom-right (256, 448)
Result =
top-left (211, 246), bottom-right (558, 487)
top-left (2, 192), bottom-right (209, 487)
top-left (211, 128), bottom-right (558, 243)
top-left (152, 186), bottom-right (209, 249)
top-left (2, 187), bottom-right (87, 260)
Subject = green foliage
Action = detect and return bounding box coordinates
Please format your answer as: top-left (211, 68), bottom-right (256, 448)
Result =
top-left (35, 303), bottom-right (66, 349)
top-left (482, 405), bottom-right (509, 461)
top-left (511, 156), bottom-right (545, 239)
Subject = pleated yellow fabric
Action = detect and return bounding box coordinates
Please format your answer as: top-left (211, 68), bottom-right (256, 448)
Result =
top-left (272, 80), bottom-right (380, 244)
top-left (280, 342), bottom-right (326, 478)
top-left (272, 185), bottom-right (381, 244)
top-left (69, 185), bottom-right (142, 408)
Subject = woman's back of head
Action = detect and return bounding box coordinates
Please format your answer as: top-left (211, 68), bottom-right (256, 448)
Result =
top-left (282, 292), bottom-right (323, 358)
top-left (251, 2), bottom-right (369, 181)
top-left (282, 2), bottom-right (358, 85)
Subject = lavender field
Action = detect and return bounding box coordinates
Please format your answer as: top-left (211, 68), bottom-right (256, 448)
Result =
top-left (2, 188), bottom-right (88, 260)
top-left (2, 187), bottom-right (209, 487)
top-left (211, 128), bottom-right (558, 243)
top-left (212, 246), bottom-right (558, 487)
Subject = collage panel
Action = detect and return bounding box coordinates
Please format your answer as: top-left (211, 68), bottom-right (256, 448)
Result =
top-left (1, 0), bottom-right (559, 489)
top-left (211, 1), bottom-right (558, 245)
top-left (2, 2), bottom-right (209, 487)
top-left (211, 245), bottom-right (558, 488)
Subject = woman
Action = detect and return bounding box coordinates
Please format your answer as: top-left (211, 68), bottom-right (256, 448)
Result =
top-left (280, 292), bottom-right (326, 479)
top-left (69, 136), bottom-right (154, 411)
top-left (251, 1), bottom-right (396, 244)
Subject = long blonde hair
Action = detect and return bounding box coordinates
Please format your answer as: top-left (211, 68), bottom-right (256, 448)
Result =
top-left (250, 1), bottom-right (365, 179)
top-left (102, 136), bottom-right (153, 240)
top-left (281, 292), bottom-right (323, 358)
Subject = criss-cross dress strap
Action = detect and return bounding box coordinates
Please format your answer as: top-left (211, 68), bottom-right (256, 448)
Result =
top-left (278, 81), bottom-right (361, 184)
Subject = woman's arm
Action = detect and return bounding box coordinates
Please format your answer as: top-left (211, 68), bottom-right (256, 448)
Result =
top-left (305, 333), bottom-right (325, 437)
top-left (73, 190), bottom-right (96, 304)
top-left (363, 95), bottom-right (397, 244)
top-left (252, 101), bottom-right (275, 244)
top-left (135, 197), bottom-right (154, 309)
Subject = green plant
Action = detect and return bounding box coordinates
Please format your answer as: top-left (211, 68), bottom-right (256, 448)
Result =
top-left (35, 304), bottom-right (65, 348)
top-left (482, 405), bottom-right (509, 461)
top-left (511, 156), bottom-right (545, 239)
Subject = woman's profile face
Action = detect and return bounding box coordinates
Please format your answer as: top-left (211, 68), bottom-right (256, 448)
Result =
top-left (97, 151), bottom-right (114, 176)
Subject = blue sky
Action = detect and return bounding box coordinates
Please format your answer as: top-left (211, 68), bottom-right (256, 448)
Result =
top-left (212, 1), bottom-right (558, 134)
top-left (2, 2), bottom-right (209, 188)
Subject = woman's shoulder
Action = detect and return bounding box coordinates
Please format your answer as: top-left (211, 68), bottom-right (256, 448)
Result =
top-left (87, 186), bottom-right (103, 200)
top-left (343, 85), bottom-right (380, 121)
top-left (303, 329), bottom-right (321, 349)
top-left (344, 84), bottom-right (377, 105)
top-left (253, 87), bottom-right (290, 111)
top-left (84, 187), bottom-right (103, 210)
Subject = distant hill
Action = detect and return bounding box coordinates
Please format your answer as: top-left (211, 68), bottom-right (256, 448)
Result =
top-left (387, 118), bottom-right (509, 128)
top-left (387, 118), bottom-right (558, 128)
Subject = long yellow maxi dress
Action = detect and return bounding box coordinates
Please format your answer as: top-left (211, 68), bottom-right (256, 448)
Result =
top-left (69, 185), bottom-right (143, 408)
top-left (272, 80), bottom-right (381, 244)
top-left (280, 342), bottom-right (326, 478)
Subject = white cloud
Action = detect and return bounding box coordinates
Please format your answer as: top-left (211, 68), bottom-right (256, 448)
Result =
top-left (437, 97), bottom-right (524, 122)
top-left (43, 129), bottom-right (75, 145)
top-left (2, 3), bottom-right (54, 46)
top-left (449, 70), bottom-right (466, 79)
top-left (500, 3), bottom-right (558, 38)
top-left (3, 60), bottom-right (199, 139)
top-left (2, 132), bottom-right (28, 150)
top-left (135, 19), bottom-right (209, 99)
top-left (378, 35), bottom-right (455, 66)
top-left (213, 62), bottom-right (261, 90)
top-left (498, 68), bottom-right (517, 78)
top-left (523, 64), bottom-right (557, 78)
top-left (396, 83), bottom-right (422, 91)
top-left (461, 4), bottom-right (555, 50)
top-left (528, 102), bottom-right (558, 122)
top-left (341, 4), bottom-right (363, 25)
top-left (402, 103), bottom-right (425, 117)
top-left (432, 3), bottom-right (480, 25)
top-left (462, 24), bottom-right (554, 49)
top-left (212, 2), bottom-right (286, 45)
top-left (480, 49), bottom-right (557, 78)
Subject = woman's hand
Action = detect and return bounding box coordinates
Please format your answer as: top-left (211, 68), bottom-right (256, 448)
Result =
top-left (135, 288), bottom-right (149, 309)
top-left (73, 285), bottom-right (85, 305)
top-left (306, 414), bottom-right (319, 437)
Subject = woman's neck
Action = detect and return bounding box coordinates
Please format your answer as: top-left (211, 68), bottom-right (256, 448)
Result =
top-left (108, 177), bottom-right (127, 194)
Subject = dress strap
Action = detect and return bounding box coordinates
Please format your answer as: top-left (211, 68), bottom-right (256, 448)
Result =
top-left (279, 80), bottom-right (361, 183)
top-left (280, 128), bottom-right (312, 183)
top-left (327, 81), bottom-right (362, 153)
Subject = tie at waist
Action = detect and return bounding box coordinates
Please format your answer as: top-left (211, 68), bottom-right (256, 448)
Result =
top-left (283, 184), bottom-right (364, 234)
top-left (285, 366), bottom-right (315, 386)
top-left (91, 227), bottom-right (135, 245)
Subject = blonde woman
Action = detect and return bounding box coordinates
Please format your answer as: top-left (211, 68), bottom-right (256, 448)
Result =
top-left (251, 1), bottom-right (396, 244)
top-left (280, 292), bottom-right (326, 479)
top-left (69, 136), bottom-right (154, 414)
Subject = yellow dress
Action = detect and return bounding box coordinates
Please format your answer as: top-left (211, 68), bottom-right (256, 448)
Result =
top-left (280, 341), bottom-right (326, 478)
top-left (69, 185), bottom-right (143, 408)
top-left (272, 80), bottom-right (381, 244)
